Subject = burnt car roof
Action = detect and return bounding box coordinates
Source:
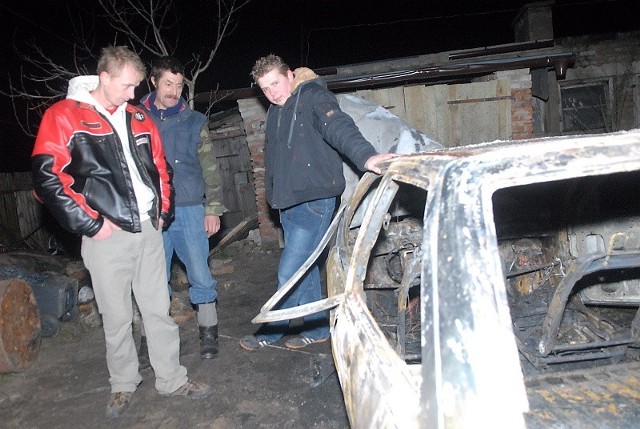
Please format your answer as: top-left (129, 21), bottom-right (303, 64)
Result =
top-left (382, 129), bottom-right (640, 181)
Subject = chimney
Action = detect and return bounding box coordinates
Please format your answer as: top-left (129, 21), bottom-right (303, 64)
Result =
top-left (512, 1), bottom-right (554, 42)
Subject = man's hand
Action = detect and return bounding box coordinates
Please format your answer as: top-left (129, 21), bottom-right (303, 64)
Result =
top-left (364, 153), bottom-right (401, 174)
top-left (92, 218), bottom-right (121, 240)
top-left (204, 215), bottom-right (221, 238)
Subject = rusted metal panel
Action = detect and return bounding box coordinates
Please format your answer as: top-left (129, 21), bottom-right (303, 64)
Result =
top-left (332, 295), bottom-right (421, 428)
top-left (525, 362), bottom-right (640, 427)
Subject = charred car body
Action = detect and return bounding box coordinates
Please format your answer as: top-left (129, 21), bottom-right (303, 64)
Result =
top-left (255, 129), bottom-right (640, 428)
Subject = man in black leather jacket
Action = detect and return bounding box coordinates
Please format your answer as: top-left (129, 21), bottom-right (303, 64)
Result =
top-left (32, 46), bottom-right (212, 419)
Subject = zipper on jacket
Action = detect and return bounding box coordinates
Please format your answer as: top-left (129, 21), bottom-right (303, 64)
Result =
top-left (286, 90), bottom-right (303, 149)
top-left (126, 112), bottom-right (161, 229)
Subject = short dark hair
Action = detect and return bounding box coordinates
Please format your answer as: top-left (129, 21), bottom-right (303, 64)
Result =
top-left (150, 56), bottom-right (185, 81)
top-left (251, 54), bottom-right (289, 83)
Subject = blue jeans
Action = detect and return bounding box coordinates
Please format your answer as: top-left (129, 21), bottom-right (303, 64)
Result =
top-left (258, 197), bottom-right (336, 342)
top-left (163, 205), bottom-right (217, 305)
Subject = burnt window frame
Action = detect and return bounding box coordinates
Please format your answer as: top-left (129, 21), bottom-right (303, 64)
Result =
top-left (558, 78), bottom-right (614, 135)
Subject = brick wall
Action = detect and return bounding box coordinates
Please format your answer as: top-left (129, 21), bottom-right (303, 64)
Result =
top-left (511, 87), bottom-right (534, 140)
top-left (496, 69), bottom-right (534, 140)
top-left (237, 98), bottom-right (281, 248)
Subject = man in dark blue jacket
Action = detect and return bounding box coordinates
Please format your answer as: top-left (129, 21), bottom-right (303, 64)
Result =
top-left (240, 55), bottom-right (396, 351)
top-left (140, 56), bottom-right (227, 360)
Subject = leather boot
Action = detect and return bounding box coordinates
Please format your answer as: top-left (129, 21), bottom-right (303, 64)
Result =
top-left (199, 325), bottom-right (219, 359)
top-left (138, 335), bottom-right (151, 370)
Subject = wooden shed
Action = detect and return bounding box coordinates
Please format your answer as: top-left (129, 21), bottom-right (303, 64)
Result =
top-left (0, 172), bottom-right (49, 252)
top-left (208, 108), bottom-right (258, 247)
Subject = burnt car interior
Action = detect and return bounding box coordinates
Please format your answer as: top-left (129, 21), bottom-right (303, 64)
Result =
top-left (342, 177), bottom-right (427, 364)
top-left (495, 170), bottom-right (640, 374)
top-left (344, 168), bottom-right (640, 376)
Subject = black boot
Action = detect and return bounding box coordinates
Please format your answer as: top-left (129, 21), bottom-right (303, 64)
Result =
top-left (199, 325), bottom-right (219, 359)
top-left (138, 335), bottom-right (151, 370)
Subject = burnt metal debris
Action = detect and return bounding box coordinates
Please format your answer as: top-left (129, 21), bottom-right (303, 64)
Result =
top-left (255, 129), bottom-right (640, 428)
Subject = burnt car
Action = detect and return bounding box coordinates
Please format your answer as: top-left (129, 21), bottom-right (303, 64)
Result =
top-left (254, 129), bottom-right (640, 428)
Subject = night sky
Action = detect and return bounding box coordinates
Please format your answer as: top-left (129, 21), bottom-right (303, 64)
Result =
top-left (0, 0), bottom-right (638, 172)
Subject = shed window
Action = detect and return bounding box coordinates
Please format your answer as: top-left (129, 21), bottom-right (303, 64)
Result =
top-left (560, 81), bottom-right (611, 134)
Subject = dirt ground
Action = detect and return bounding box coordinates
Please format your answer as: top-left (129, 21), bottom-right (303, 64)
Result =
top-left (0, 239), bottom-right (349, 429)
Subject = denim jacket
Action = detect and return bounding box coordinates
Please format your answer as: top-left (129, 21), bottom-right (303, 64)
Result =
top-left (140, 94), bottom-right (226, 216)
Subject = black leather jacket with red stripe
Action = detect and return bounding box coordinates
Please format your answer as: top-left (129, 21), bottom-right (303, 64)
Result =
top-left (31, 99), bottom-right (174, 238)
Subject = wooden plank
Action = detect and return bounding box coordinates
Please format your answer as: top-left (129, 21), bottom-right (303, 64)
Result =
top-left (496, 79), bottom-right (513, 140)
top-left (220, 209), bottom-right (244, 234)
top-left (356, 80), bottom-right (513, 149)
top-left (0, 172), bottom-right (32, 192)
top-left (448, 79), bottom-right (511, 146)
top-left (209, 110), bottom-right (243, 129)
top-left (237, 181), bottom-right (258, 218)
top-left (0, 194), bottom-right (14, 230)
top-left (385, 87), bottom-right (408, 121)
top-left (220, 160), bottom-right (239, 212)
top-left (207, 110), bottom-right (259, 249)
top-left (354, 88), bottom-right (407, 120)
top-left (211, 129), bottom-right (245, 140)
top-left (0, 193), bottom-right (20, 246)
top-left (15, 191), bottom-right (47, 251)
top-left (405, 85), bottom-right (451, 147)
top-left (0, 174), bottom-right (47, 251)
top-left (213, 138), bottom-right (237, 158)
top-left (209, 214), bottom-right (258, 256)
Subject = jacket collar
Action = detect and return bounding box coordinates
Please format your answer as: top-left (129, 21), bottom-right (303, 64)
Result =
top-left (291, 67), bottom-right (327, 95)
top-left (141, 92), bottom-right (186, 120)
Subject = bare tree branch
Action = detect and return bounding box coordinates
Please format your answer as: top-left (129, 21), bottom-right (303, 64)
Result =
top-left (183, 0), bottom-right (251, 106)
top-left (96, 0), bottom-right (178, 57)
top-left (1, 36), bottom-right (92, 135)
top-left (2, 0), bottom-right (252, 136)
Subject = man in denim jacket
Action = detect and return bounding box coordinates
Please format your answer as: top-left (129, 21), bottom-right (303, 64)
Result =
top-left (140, 56), bottom-right (227, 360)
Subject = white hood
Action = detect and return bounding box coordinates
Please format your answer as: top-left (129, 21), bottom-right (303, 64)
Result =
top-left (65, 75), bottom-right (125, 118)
top-left (64, 74), bottom-right (155, 217)
top-left (66, 75), bottom-right (99, 103)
